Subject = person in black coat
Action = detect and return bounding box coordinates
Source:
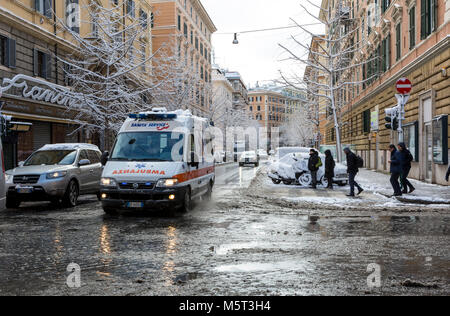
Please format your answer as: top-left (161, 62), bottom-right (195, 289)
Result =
top-left (446, 165), bottom-right (450, 182)
top-left (389, 144), bottom-right (404, 196)
top-left (324, 150), bottom-right (335, 189)
top-left (398, 142), bottom-right (415, 194)
top-left (343, 147), bottom-right (363, 197)
top-left (308, 149), bottom-right (320, 189)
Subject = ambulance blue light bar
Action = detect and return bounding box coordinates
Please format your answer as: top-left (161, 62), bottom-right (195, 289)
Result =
top-left (129, 113), bottom-right (177, 120)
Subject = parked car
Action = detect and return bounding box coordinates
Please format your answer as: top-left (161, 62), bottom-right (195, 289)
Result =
top-left (268, 152), bottom-right (348, 186)
top-left (268, 147), bottom-right (310, 163)
top-left (257, 149), bottom-right (268, 160)
top-left (5, 144), bottom-right (103, 208)
top-left (239, 151), bottom-right (259, 167)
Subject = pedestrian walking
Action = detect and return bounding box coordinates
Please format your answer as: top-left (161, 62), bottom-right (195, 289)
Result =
top-left (446, 164), bottom-right (450, 182)
top-left (398, 142), bottom-right (415, 194)
top-left (343, 147), bottom-right (364, 197)
top-left (388, 144), bottom-right (404, 196)
top-left (308, 149), bottom-right (321, 189)
top-left (324, 150), bottom-right (335, 189)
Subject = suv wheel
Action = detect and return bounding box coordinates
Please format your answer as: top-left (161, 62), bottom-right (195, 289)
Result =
top-left (6, 198), bottom-right (21, 209)
top-left (63, 180), bottom-right (79, 208)
top-left (103, 207), bottom-right (118, 215)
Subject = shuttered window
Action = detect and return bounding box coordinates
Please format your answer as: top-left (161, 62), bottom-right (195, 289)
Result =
top-left (421, 0), bottom-right (438, 39)
top-left (126, 0), bottom-right (135, 18)
top-left (35, 0), bottom-right (53, 19)
top-left (396, 24), bottom-right (401, 61)
top-left (33, 49), bottom-right (51, 79)
top-left (0, 36), bottom-right (16, 68)
top-left (409, 7), bottom-right (416, 49)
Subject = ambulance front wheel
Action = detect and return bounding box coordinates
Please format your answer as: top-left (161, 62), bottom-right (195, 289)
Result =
top-left (180, 188), bottom-right (192, 213)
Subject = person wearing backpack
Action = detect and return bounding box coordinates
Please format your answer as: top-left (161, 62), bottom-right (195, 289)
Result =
top-left (324, 150), bottom-right (335, 189)
top-left (308, 149), bottom-right (321, 189)
top-left (344, 147), bottom-right (364, 197)
top-left (398, 142), bottom-right (415, 194)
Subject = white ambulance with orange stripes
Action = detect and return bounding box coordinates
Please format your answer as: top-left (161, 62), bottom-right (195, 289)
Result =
top-left (99, 108), bottom-right (215, 215)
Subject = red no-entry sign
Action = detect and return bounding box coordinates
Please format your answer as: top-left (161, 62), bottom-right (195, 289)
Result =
top-left (396, 78), bottom-right (412, 95)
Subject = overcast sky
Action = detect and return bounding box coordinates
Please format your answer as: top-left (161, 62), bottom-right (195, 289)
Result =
top-left (202, 0), bottom-right (322, 88)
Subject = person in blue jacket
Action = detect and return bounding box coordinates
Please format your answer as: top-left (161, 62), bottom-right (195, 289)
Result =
top-left (388, 144), bottom-right (404, 196)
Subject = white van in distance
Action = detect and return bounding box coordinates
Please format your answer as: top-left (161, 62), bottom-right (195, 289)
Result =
top-left (100, 108), bottom-right (215, 215)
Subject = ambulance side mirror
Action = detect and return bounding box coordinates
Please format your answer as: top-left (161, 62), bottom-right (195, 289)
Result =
top-left (189, 152), bottom-right (199, 168)
top-left (101, 151), bottom-right (109, 166)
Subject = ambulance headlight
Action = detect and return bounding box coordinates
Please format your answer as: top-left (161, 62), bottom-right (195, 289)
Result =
top-left (156, 179), bottom-right (179, 187)
top-left (101, 178), bottom-right (117, 187)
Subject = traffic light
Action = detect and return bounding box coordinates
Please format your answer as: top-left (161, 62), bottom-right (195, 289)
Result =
top-left (385, 107), bottom-right (399, 130)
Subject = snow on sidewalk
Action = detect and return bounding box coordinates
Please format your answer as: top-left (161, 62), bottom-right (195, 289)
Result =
top-left (261, 168), bottom-right (450, 209)
top-left (356, 169), bottom-right (450, 205)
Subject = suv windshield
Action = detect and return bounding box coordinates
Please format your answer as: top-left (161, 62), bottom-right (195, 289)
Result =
top-left (110, 132), bottom-right (184, 162)
top-left (25, 150), bottom-right (77, 166)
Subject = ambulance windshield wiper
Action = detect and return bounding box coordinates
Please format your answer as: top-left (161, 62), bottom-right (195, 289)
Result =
top-left (140, 159), bottom-right (170, 162)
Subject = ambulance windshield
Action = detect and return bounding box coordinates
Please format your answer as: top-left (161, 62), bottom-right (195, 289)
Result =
top-left (110, 132), bottom-right (184, 162)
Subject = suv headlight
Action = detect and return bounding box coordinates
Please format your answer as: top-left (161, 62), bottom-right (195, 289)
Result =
top-left (5, 174), bottom-right (13, 183)
top-left (46, 171), bottom-right (67, 179)
top-left (101, 178), bottom-right (117, 187)
top-left (156, 178), bottom-right (178, 188)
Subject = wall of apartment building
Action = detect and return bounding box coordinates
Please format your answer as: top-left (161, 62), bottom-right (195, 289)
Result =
top-left (151, 0), bottom-right (215, 115)
top-left (0, 1), bottom-right (154, 168)
top-left (324, 0), bottom-right (449, 185)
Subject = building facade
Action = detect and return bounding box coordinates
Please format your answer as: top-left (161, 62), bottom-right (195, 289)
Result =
top-left (248, 85), bottom-right (307, 149)
top-left (320, 0), bottom-right (449, 185)
top-left (0, 0), bottom-right (153, 169)
top-left (150, 0), bottom-right (216, 116)
top-left (225, 71), bottom-right (249, 109)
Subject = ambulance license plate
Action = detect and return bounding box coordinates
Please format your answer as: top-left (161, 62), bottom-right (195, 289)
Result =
top-left (126, 202), bottom-right (144, 208)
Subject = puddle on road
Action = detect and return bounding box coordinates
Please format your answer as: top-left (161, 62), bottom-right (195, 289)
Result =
top-left (215, 261), bottom-right (312, 273)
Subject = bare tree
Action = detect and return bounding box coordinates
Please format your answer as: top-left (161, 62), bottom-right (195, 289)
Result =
top-left (280, 104), bottom-right (316, 147)
top-left (279, 0), bottom-right (380, 161)
top-left (56, 0), bottom-right (156, 150)
top-left (149, 43), bottom-right (210, 113)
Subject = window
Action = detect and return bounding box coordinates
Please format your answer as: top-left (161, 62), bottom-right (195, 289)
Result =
top-left (381, 0), bottom-right (391, 13)
top-left (382, 34), bottom-right (391, 72)
top-left (63, 63), bottom-right (74, 86)
top-left (33, 49), bottom-right (51, 79)
top-left (140, 9), bottom-right (148, 28)
top-left (35, 0), bottom-right (53, 19)
top-left (0, 36), bottom-right (16, 68)
top-left (184, 23), bottom-right (188, 38)
top-left (421, 0), bottom-right (437, 39)
top-left (409, 7), bottom-right (416, 49)
top-left (395, 23), bottom-right (401, 61)
top-left (126, 0), bottom-right (135, 18)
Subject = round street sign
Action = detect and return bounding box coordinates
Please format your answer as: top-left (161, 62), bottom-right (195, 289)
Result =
top-left (396, 78), bottom-right (412, 95)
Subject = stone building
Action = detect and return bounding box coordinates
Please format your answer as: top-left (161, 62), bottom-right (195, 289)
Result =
top-left (320, 0), bottom-right (449, 185)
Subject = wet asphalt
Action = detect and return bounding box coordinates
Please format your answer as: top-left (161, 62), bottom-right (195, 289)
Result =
top-left (0, 163), bottom-right (448, 296)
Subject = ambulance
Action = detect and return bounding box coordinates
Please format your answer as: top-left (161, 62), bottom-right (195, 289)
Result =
top-left (99, 108), bottom-right (215, 215)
